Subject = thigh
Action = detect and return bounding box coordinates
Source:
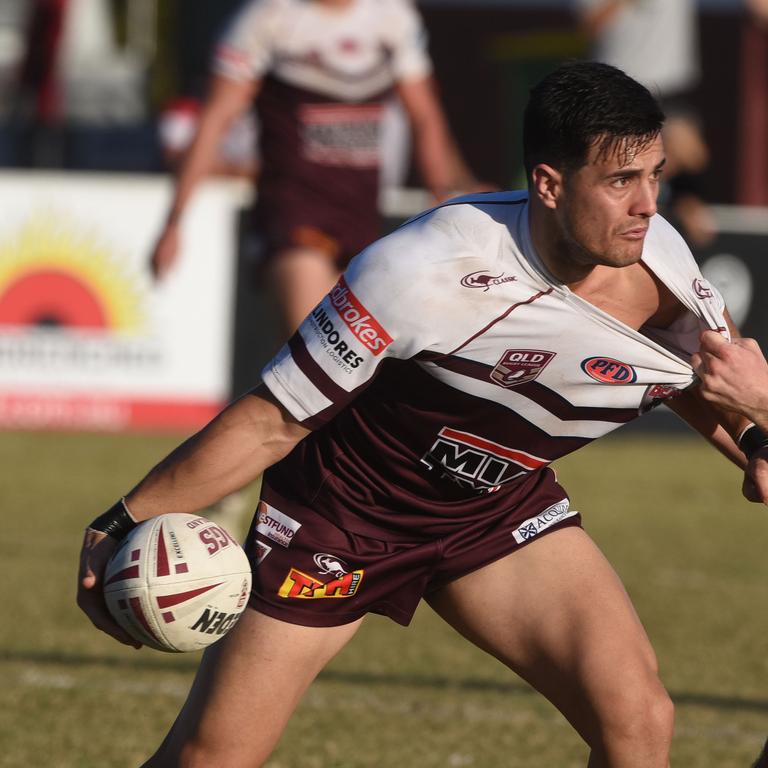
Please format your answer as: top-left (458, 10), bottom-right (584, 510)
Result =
top-left (267, 247), bottom-right (340, 336)
top-left (427, 526), bottom-right (662, 746)
top-left (144, 608), bottom-right (363, 768)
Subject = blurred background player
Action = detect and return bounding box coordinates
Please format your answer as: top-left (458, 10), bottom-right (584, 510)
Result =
top-left (149, 0), bottom-right (487, 338)
top-left (576, 0), bottom-right (717, 247)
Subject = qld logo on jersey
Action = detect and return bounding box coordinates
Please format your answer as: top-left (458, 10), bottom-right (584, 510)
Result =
top-left (421, 426), bottom-right (548, 492)
top-left (581, 357), bottom-right (637, 384)
top-left (490, 349), bottom-right (555, 388)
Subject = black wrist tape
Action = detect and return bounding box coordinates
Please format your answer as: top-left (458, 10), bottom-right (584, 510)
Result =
top-left (87, 498), bottom-right (138, 541)
top-left (738, 424), bottom-right (768, 460)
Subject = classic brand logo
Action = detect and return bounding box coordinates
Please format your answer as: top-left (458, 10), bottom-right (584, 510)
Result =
top-left (581, 357), bottom-right (637, 384)
top-left (490, 349), bottom-right (555, 388)
top-left (328, 276), bottom-right (393, 355)
top-left (692, 278), bottom-right (713, 299)
top-left (278, 567), bottom-right (364, 599)
top-left (460, 271), bottom-right (517, 291)
top-left (313, 553), bottom-right (348, 578)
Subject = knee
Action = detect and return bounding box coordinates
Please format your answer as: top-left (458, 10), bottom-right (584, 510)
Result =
top-left (601, 676), bottom-right (675, 751)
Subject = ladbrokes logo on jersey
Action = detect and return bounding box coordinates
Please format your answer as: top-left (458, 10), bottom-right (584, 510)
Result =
top-left (328, 277), bottom-right (393, 355)
top-left (278, 567), bottom-right (364, 599)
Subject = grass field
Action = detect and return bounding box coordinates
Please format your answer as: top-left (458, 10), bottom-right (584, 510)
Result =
top-left (1, 429), bottom-right (768, 767)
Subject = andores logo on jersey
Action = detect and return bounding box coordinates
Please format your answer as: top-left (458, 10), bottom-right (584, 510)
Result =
top-left (328, 277), bottom-right (393, 355)
top-left (460, 271), bottom-right (517, 291)
top-left (278, 567), bottom-right (364, 599)
top-left (421, 426), bottom-right (548, 492)
top-left (490, 349), bottom-right (555, 388)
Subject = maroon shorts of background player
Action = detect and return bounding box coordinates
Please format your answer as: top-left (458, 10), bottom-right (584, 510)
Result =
top-left (254, 173), bottom-right (381, 271)
top-left (244, 468), bottom-right (580, 628)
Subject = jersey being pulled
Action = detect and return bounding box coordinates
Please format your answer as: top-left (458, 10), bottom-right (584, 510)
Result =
top-left (262, 192), bottom-right (727, 539)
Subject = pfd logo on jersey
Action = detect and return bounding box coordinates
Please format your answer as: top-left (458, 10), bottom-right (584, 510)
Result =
top-left (328, 277), bottom-right (393, 355)
top-left (278, 567), bottom-right (364, 599)
top-left (421, 426), bottom-right (548, 492)
top-left (490, 349), bottom-right (555, 388)
top-left (581, 357), bottom-right (637, 384)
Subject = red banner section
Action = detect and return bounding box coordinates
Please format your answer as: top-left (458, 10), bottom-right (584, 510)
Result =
top-left (0, 393), bottom-right (222, 432)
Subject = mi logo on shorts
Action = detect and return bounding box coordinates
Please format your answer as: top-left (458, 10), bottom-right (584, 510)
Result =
top-left (278, 567), bottom-right (364, 599)
top-left (421, 427), bottom-right (548, 491)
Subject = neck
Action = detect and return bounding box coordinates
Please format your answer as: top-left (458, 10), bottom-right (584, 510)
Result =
top-left (528, 200), bottom-right (594, 286)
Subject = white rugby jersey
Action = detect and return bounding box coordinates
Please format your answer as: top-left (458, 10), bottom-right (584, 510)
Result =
top-left (261, 192), bottom-right (727, 534)
top-left (214, 0), bottom-right (431, 101)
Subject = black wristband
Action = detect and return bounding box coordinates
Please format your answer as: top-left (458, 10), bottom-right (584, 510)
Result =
top-left (87, 498), bottom-right (138, 541)
top-left (738, 424), bottom-right (768, 460)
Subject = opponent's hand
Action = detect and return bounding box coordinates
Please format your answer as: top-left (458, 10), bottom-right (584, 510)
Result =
top-left (149, 223), bottom-right (181, 281)
top-left (742, 452), bottom-right (768, 505)
top-left (692, 331), bottom-right (768, 423)
top-left (77, 529), bottom-right (142, 648)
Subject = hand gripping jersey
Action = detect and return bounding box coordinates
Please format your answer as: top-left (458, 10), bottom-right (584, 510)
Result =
top-left (214, 0), bottom-right (432, 261)
top-left (261, 192), bottom-right (727, 540)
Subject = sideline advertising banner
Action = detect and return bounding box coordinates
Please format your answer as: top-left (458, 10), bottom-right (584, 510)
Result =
top-left (0, 172), bottom-right (245, 432)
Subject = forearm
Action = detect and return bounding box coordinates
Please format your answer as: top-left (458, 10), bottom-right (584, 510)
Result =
top-left (665, 386), bottom-right (750, 470)
top-left (164, 76), bottom-right (259, 226)
top-left (124, 386), bottom-right (309, 521)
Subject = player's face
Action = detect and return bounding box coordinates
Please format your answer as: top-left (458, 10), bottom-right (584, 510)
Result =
top-left (557, 134), bottom-right (666, 270)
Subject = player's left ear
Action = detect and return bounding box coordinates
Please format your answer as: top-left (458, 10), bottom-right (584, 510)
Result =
top-left (531, 163), bottom-right (562, 209)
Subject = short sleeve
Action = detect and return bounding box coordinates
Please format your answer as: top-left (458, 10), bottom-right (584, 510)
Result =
top-left (382, 0), bottom-right (433, 82)
top-left (212, 0), bottom-right (277, 83)
top-left (261, 213), bottom-right (453, 427)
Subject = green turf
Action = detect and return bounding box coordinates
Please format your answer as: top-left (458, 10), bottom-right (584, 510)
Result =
top-left (1, 430), bottom-right (767, 767)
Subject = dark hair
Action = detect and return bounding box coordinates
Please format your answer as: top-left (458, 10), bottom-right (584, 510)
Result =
top-left (522, 61), bottom-right (664, 178)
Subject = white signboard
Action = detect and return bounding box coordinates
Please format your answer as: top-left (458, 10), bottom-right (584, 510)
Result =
top-left (0, 172), bottom-right (246, 431)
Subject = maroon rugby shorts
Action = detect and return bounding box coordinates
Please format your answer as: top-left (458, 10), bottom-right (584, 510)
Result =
top-left (243, 469), bottom-right (582, 627)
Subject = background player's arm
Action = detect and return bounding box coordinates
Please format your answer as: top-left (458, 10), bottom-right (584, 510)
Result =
top-left (77, 385), bottom-right (309, 645)
top-left (397, 75), bottom-right (484, 202)
top-left (150, 74), bottom-right (261, 279)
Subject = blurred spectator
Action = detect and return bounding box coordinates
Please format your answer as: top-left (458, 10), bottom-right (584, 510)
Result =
top-left (576, 0), bottom-right (716, 247)
top-left (738, 0), bottom-right (768, 206)
top-left (149, 0), bottom-right (486, 338)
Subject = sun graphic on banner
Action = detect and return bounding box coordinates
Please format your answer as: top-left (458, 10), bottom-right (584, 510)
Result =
top-left (0, 214), bottom-right (145, 334)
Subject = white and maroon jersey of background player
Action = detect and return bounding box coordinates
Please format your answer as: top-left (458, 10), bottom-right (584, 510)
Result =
top-left (213, 0), bottom-right (431, 172)
top-left (261, 191), bottom-right (727, 535)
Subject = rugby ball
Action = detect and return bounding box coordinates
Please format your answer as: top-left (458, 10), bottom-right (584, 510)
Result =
top-left (103, 513), bottom-right (252, 652)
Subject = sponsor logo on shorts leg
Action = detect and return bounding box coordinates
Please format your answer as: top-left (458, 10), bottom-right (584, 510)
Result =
top-left (278, 567), bottom-right (365, 599)
top-left (490, 349), bottom-right (555, 387)
top-left (313, 552), bottom-right (348, 578)
top-left (581, 357), bottom-right (637, 384)
top-left (255, 501), bottom-right (301, 548)
top-left (254, 540), bottom-right (272, 565)
top-left (512, 499), bottom-right (576, 544)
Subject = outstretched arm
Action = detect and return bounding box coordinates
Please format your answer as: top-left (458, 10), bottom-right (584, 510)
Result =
top-left (150, 74), bottom-right (261, 279)
top-left (77, 385), bottom-right (309, 646)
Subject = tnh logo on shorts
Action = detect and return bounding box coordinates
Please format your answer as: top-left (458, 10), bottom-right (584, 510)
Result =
top-left (581, 357), bottom-right (637, 384)
top-left (490, 349), bottom-right (555, 388)
top-left (255, 501), bottom-right (301, 548)
top-left (328, 276), bottom-right (393, 355)
top-left (421, 426), bottom-right (548, 492)
top-left (278, 567), bottom-right (364, 599)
